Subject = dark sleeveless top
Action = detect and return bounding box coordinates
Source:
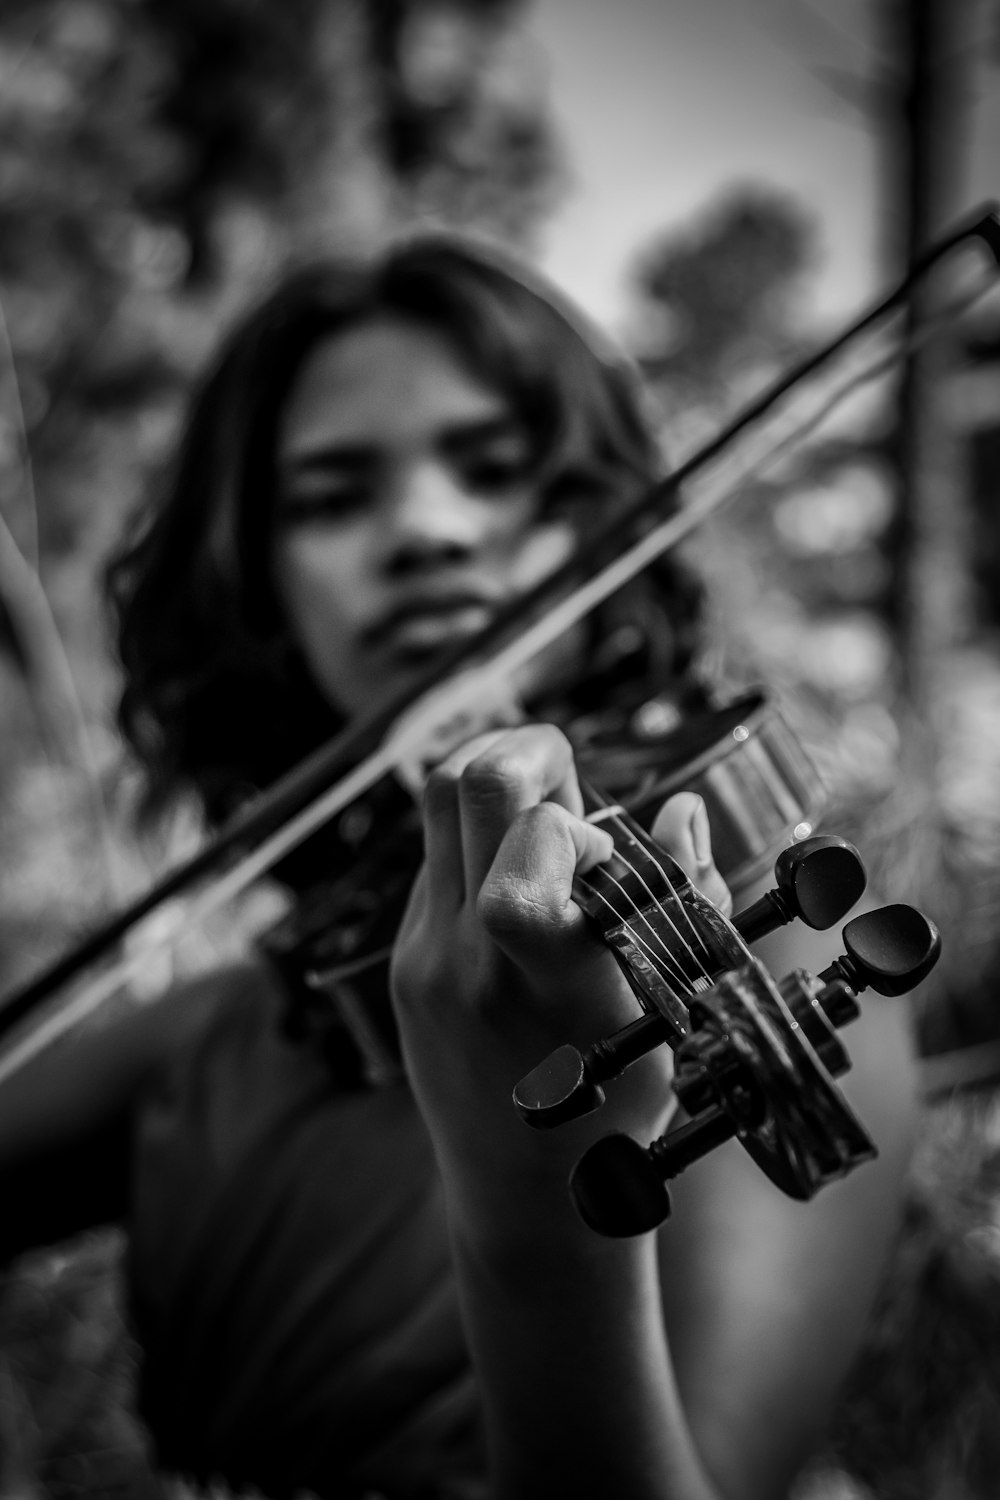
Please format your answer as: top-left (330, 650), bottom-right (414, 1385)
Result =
top-left (126, 961), bottom-right (486, 1500)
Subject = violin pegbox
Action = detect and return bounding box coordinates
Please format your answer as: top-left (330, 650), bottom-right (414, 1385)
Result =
top-left (513, 818), bottom-right (868, 1130)
top-left (512, 800), bottom-right (942, 1236)
top-left (569, 905), bottom-right (941, 1236)
top-left (569, 797), bottom-right (751, 1046)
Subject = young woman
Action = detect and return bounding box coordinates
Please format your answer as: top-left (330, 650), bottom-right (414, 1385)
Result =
top-left (0, 232), bottom-right (920, 1500)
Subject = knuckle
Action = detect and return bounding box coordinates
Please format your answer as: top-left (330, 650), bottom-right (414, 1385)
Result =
top-left (476, 871), bottom-right (564, 944)
top-left (477, 877), bottom-right (536, 937)
top-left (422, 761), bottom-right (461, 809)
top-left (529, 722), bottom-right (574, 770)
top-left (461, 752), bottom-right (522, 802)
top-left (460, 724), bottom-right (572, 796)
top-left (525, 799), bottom-right (570, 834)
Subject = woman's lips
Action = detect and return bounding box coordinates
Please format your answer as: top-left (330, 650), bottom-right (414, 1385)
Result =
top-left (376, 602), bottom-right (495, 655)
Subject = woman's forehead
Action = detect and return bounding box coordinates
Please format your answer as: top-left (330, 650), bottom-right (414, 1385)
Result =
top-left (278, 315), bottom-right (517, 455)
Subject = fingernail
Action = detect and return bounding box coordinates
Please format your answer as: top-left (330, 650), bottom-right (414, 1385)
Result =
top-left (689, 797), bottom-right (711, 866)
top-left (595, 827), bottom-right (615, 864)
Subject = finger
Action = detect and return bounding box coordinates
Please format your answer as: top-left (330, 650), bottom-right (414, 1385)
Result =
top-left (448, 724), bottom-right (584, 896)
top-left (420, 767), bottom-right (466, 908)
top-left (650, 792), bottom-right (733, 916)
top-left (421, 728), bottom-right (513, 906)
top-left (477, 800), bottom-right (614, 972)
top-left (391, 673), bottom-right (525, 799)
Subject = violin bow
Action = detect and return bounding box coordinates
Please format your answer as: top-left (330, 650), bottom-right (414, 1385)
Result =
top-left (0, 203), bottom-right (997, 1082)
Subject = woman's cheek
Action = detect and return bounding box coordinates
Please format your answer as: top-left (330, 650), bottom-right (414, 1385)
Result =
top-left (510, 520), bottom-right (577, 591)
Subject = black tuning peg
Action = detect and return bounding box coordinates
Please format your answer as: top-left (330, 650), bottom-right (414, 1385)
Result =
top-left (733, 835), bottom-right (867, 945)
top-left (513, 1011), bottom-right (671, 1129)
top-left (570, 1108), bottom-right (737, 1236)
top-left (818, 903), bottom-right (941, 1002)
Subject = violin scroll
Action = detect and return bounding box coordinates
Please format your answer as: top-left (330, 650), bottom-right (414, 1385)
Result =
top-left (512, 833), bottom-right (868, 1131)
top-left (568, 904), bottom-right (941, 1237)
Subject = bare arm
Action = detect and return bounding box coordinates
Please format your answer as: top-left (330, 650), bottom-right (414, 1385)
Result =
top-left (660, 901), bottom-right (920, 1500)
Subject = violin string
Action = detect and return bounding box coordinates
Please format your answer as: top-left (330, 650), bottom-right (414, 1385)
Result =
top-left (598, 809), bottom-right (716, 970)
top-left (578, 840), bottom-right (704, 990)
top-left (580, 841), bottom-right (711, 991)
top-left (579, 878), bottom-right (697, 998)
top-left (612, 862), bottom-right (709, 983)
top-left (580, 810), bottom-right (699, 990)
top-left (627, 832), bottom-right (716, 967)
top-left (583, 785), bottom-right (716, 967)
top-left (583, 790), bottom-right (716, 973)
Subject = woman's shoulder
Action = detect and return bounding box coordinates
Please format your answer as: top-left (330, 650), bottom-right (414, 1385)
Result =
top-left (100, 955), bottom-right (281, 1078)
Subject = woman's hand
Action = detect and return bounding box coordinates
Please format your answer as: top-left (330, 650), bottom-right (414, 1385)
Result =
top-left (390, 723), bottom-right (730, 1216)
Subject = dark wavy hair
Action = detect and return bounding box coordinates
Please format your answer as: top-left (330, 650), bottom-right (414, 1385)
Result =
top-left (106, 230), bottom-right (704, 838)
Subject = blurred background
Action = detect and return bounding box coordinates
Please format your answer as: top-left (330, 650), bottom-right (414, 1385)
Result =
top-left (0, 1), bottom-right (998, 1495)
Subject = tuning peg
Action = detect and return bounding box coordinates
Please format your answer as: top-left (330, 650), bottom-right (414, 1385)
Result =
top-left (818, 903), bottom-right (941, 1002)
top-left (733, 835), bottom-right (867, 945)
top-left (772, 904), bottom-right (941, 1058)
top-left (513, 1011), bottom-right (671, 1129)
top-left (570, 1108), bottom-right (737, 1236)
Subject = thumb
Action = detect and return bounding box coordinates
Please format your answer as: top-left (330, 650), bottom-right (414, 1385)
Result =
top-left (650, 792), bottom-right (732, 917)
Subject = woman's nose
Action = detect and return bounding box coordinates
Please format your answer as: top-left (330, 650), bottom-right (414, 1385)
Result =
top-left (380, 461), bottom-right (483, 572)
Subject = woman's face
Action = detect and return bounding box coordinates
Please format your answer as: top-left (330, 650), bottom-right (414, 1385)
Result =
top-left (273, 315), bottom-right (580, 719)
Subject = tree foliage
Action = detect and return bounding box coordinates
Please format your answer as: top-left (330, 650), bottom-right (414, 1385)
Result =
top-left (0, 0), bottom-right (557, 555)
top-left (632, 185), bottom-right (816, 408)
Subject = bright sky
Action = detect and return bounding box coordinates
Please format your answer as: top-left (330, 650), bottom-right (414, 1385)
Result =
top-left (524, 0), bottom-right (1000, 339)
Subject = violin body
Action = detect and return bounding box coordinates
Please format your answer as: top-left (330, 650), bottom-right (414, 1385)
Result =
top-left (576, 688), bottom-right (826, 892)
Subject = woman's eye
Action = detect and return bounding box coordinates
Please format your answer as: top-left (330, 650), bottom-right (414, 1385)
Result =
top-left (277, 485), bottom-right (369, 524)
top-left (462, 451), bottom-right (532, 494)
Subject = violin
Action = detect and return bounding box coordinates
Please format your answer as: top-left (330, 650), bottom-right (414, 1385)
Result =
top-left (256, 682), bottom-right (940, 1233)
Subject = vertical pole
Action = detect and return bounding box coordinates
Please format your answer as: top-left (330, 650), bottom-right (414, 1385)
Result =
top-left (882, 0), bottom-right (969, 709)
